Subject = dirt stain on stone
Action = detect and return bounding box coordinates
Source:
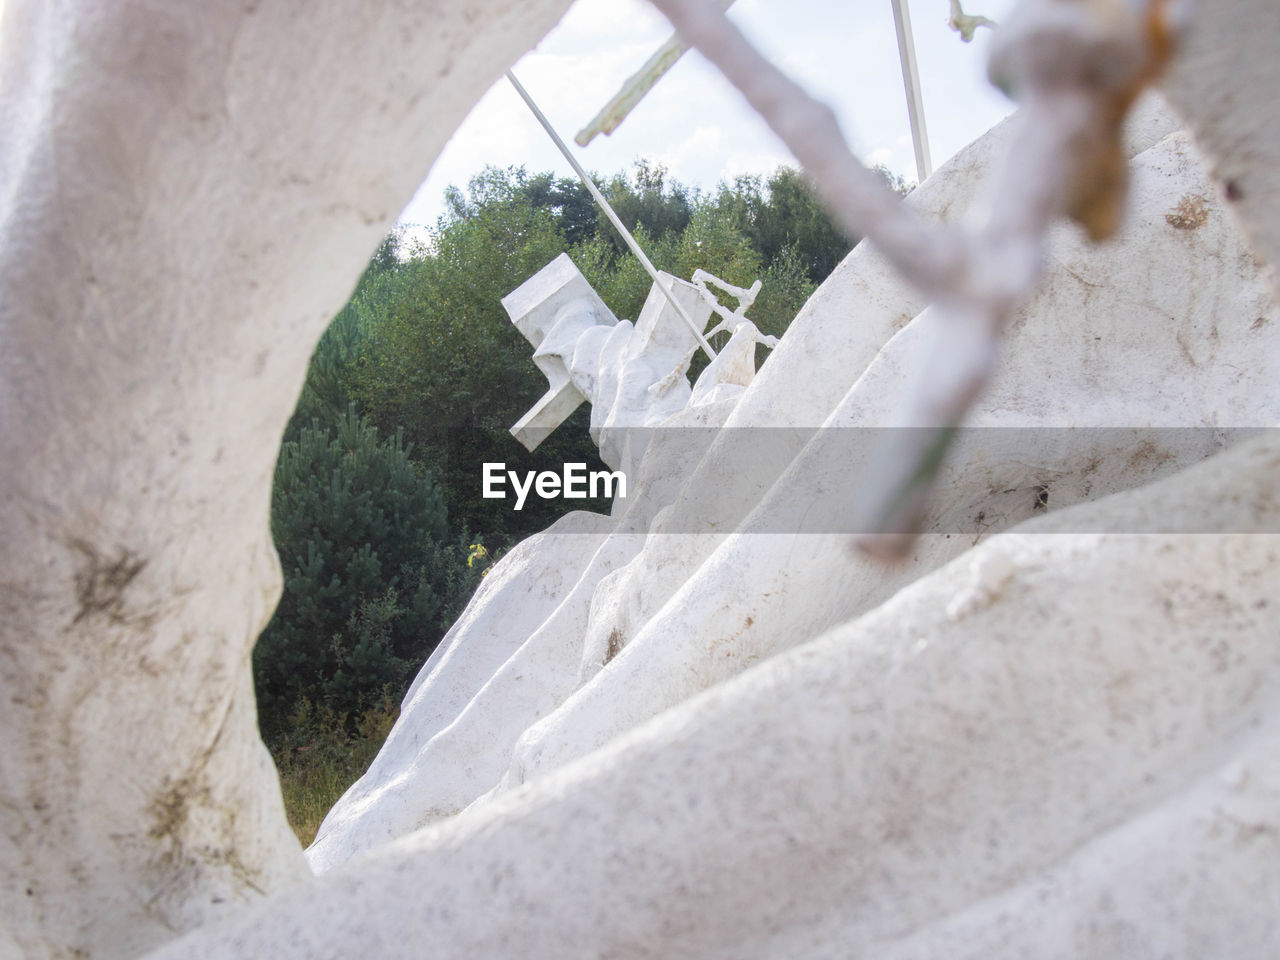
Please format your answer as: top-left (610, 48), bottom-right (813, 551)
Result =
top-left (1032, 484), bottom-right (1050, 513)
top-left (1165, 194), bottom-right (1210, 230)
top-left (69, 539), bottom-right (146, 626)
top-left (604, 628), bottom-right (623, 664)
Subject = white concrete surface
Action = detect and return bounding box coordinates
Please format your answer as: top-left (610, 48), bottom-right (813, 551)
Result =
top-left (312, 98), bottom-right (1276, 868)
top-left (2, 1), bottom-right (1278, 958)
top-left (157, 433), bottom-right (1280, 959)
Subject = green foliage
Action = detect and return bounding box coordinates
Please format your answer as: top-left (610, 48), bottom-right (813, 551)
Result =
top-left (272, 694), bottom-right (400, 845)
top-left (255, 406), bottom-right (481, 739)
top-left (598, 159), bottom-right (693, 258)
top-left (285, 230), bottom-right (407, 441)
top-left (706, 164), bottom-right (910, 284)
top-left (575, 224), bottom-right (681, 323)
top-left (345, 171), bottom-right (615, 542)
top-left (754, 243), bottom-right (817, 341)
top-left (515, 172), bottom-right (600, 247)
top-left (287, 303), bottom-right (363, 437)
top-left (674, 204), bottom-right (763, 287)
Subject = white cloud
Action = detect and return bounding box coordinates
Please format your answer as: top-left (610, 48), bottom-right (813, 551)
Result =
top-left (654, 124), bottom-right (728, 172)
top-left (721, 147), bottom-right (795, 184)
top-left (866, 147), bottom-right (894, 169)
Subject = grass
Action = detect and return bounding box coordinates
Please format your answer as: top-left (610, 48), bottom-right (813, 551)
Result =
top-left (270, 696), bottom-right (400, 847)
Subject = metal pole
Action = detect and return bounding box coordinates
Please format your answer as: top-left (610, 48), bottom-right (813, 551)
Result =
top-left (505, 69), bottom-right (717, 361)
top-left (890, 0), bottom-right (933, 182)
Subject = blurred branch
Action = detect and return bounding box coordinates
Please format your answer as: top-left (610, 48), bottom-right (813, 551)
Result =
top-left (948, 0), bottom-right (996, 42)
top-left (646, 0), bottom-right (1182, 558)
top-left (575, 0), bottom-right (737, 147)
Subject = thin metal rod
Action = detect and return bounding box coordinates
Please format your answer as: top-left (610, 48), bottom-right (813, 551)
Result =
top-left (890, 0), bottom-right (933, 182)
top-left (506, 69), bottom-right (717, 360)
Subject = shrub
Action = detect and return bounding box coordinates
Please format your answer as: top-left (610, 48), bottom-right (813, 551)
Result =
top-left (271, 694), bottom-right (401, 846)
top-left (255, 406), bottom-right (460, 740)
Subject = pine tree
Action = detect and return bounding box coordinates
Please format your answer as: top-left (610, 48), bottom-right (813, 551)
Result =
top-left (255, 406), bottom-right (461, 738)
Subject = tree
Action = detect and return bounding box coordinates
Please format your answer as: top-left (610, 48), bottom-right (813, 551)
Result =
top-left (752, 243), bottom-right (816, 343)
top-left (517, 172), bottom-right (600, 247)
top-left (706, 164), bottom-right (910, 284)
top-left (598, 160), bottom-right (694, 258)
top-left (348, 170), bottom-right (615, 543)
top-left (757, 166), bottom-right (853, 281)
top-left (255, 407), bottom-right (466, 739)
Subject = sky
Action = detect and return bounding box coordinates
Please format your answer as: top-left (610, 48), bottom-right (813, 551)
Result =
top-left (399, 0), bottom-right (1017, 231)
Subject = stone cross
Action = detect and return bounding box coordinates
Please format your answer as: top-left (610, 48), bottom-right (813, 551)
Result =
top-left (501, 253), bottom-right (617, 451)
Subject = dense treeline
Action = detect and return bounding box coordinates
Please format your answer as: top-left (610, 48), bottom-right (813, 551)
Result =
top-left (257, 162), bottom-right (908, 789)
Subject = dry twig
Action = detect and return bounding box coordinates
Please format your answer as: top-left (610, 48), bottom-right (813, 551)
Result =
top-left (948, 0), bottom-right (997, 42)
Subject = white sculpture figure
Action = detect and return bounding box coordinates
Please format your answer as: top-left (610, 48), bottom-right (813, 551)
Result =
top-left (504, 253), bottom-right (775, 478)
top-left (488, 125), bottom-right (1280, 801)
top-left (691, 268), bottom-right (773, 346)
top-left (687, 269), bottom-right (777, 407)
top-left (503, 253), bottom-right (618, 451)
top-left (3, 1), bottom-right (1280, 957)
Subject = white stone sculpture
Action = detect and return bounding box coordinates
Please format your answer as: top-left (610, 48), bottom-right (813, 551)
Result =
top-left (504, 252), bottom-right (619, 451)
top-left (172, 437), bottom-right (1280, 960)
top-left (1, 0), bottom-right (1278, 958)
top-left (503, 252), bottom-right (773, 479)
